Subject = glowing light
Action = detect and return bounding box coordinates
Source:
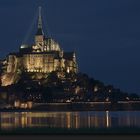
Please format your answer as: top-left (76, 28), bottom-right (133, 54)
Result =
top-left (20, 44), bottom-right (28, 49)
top-left (75, 86), bottom-right (80, 94)
top-left (109, 90), bottom-right (112, 93)
top-left (67, 68), bottom-right (70, 73)
top-left (94, 86), bottom-right (98, 92)
top-left (14, 100), bottom-right (20, 108)
top-left (106, 98), bottom-right (109, 102)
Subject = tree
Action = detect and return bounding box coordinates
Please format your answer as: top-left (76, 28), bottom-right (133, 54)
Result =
top-left (42, 87), bottom-right (53, 102)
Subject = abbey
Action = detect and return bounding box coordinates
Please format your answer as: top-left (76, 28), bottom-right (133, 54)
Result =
top-left (1, 7), bottom-right (78, 86)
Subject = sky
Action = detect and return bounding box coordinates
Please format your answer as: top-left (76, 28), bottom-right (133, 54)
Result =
top-left (0, 0), bottom-right (140, 94)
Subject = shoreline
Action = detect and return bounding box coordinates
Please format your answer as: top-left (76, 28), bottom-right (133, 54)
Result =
top-left (0, 127), bottom-right (140, 134)
top-left (0, 101), bottom-right (140, 112)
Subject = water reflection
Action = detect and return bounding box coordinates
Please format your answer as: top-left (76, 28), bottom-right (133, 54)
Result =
top-left (106, 111), bottom-right (109, 128)
top-left (0, 111), bottom-right (140, 130)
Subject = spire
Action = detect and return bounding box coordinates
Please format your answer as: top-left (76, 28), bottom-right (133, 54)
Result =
top-left (38, 6), bottom-right (42, 29)
top-left (36, 6), bottom-right (44, 35)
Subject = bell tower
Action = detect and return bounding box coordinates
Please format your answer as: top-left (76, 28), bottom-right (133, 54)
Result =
top-left (35, 6), bottom-right (44, 48)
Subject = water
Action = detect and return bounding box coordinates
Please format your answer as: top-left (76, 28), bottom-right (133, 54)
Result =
top-left (0, 111), bottom-right (140, 130)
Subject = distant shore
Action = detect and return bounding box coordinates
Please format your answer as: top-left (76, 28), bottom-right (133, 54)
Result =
top-left (0, 101), bottom-right (140, 112)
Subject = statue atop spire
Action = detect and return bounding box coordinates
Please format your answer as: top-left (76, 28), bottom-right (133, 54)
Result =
top-left (36, 6), bottom-right (44, 35)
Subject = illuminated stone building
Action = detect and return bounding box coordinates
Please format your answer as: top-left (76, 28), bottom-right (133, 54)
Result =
top-left (1, 7), bottom-right (78, 86)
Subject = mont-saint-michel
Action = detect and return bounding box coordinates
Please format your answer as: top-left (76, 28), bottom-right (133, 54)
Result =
top-left (1, 7), bottom-right (78, 86)
top-left (0, 7), bottom-right (140, 111)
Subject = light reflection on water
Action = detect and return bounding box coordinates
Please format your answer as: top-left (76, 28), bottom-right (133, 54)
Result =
top-left (0, 111), bottom-right (140, 130)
